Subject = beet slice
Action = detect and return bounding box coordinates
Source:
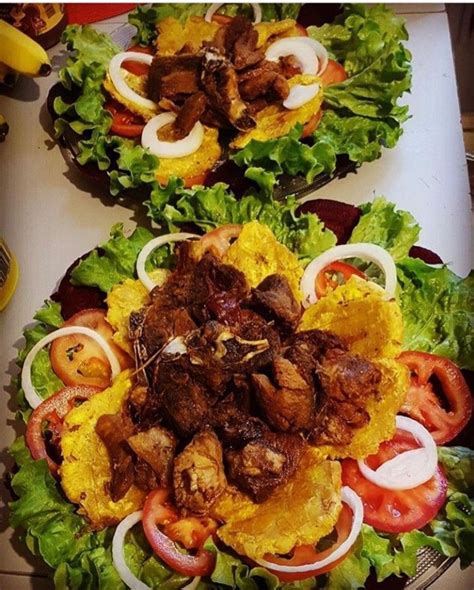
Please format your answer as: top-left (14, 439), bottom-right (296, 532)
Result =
top-left (408, 245), bottom-right (443, 265)
top-left (297, 198), bottom-right (361, 244)
top-left (51, 254), bottom-right (106, 320)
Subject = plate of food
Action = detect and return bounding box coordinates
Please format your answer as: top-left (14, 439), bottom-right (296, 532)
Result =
top-left (49, 3), bottom-right (412, 200)
top-left (8, 188), bottom-right (473, 589)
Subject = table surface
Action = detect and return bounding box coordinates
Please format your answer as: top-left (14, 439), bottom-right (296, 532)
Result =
top-left (1, 4), bottom-right (473, 589)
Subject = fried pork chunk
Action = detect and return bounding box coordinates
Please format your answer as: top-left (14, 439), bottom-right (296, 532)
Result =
top-left (218, 15), bottom-right (264, 70)
top-left (249, 274), bottom-right (302, 333)
top-left (226, 432), bottom-right (305, 502)
top-left (147, 54), bottom-right (201, 102)
top-left (201, 48), bottom-right (255, 131)
top-left (173, 429), bottom-right (227, 514)
top-left (127, 426), bottom-right (177, 487)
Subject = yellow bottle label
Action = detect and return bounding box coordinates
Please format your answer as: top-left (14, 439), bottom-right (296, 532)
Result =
top-left (0, 240), bottom-right (19, 311)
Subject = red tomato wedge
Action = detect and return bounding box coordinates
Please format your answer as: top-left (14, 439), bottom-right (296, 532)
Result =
top-left (142, 488), bottom-right (216, 577)
top-left (315, 261), bottom-right (367, 298)
top-left (105, 100), bottom-right (145, 138)
top-left (342, 430), bottom-right (448, 533)
top-left (199, 224), bottom-right (242, 258)
top-left (262, 504), bottom-right (353, 582)
top-left (50, 308), bottom-right (132, 389)
top-left (122, 44), bottom-right (154, 76)
top-left (164, 516), bottom-right (218, 551)
top-left (26, 385), bottom-right (101, 474)
top-left (320, 59), bottom-right (347, 86)
top-left (301, 109), bottom-right (322, 138)
top-left (398, 351), bottom-right (473, 444)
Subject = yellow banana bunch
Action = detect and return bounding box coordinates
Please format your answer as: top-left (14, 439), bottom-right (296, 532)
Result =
top-left (0, 19), bottom-right (51, 77)
top-left (0, 113), bottom-right (9, 142)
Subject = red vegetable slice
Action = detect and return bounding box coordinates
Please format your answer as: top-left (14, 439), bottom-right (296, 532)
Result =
top-left (26, 385), bottom-right (100, 474)
top-left (142, 488), bottom-right (216, 577)
top-left (398, 351), bottom-right (473, 444)
top-left (342, 430), bottom-right (448, 533)
top-left (315, 261), bottom-right (367, 298)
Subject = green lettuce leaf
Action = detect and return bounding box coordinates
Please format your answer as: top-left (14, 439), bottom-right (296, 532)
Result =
top-left (145, 178), bottom-right (336, 263)
top-left (70, 223), bottom-right (160, 292)
top-left (397, 259), bottom-right (474, 369)
top-left (438, 447), bottom-right (474, 495)
top-left (349, 197), bottom-right (420, 260)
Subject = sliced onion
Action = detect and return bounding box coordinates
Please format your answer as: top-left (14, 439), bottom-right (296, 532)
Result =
top-left (294, 37), bottom-right (328, 75)
top-left (300, 243), bottom-right (397, 308)
top-left (21, 327), bottom-right (121, 410)
top-left (141, 113), bottom-right (204, 158)
top-left (283, 83), bottom-right (320, 110)
top-left (265, 38), bottom-right (318, 75)
top-left (205, 3), bottom-right (262, 24)
top-left (113, 511), bottom-right (150, 590)
top-left (113, 511), bottom-right (201, 590)
top-left (357, 416), bottom-right (438, 491)
top-left (256, 486), bottom-right (363, 573)
top-left (109, 52), bottom-right (156, 111)
top-left (136, 233), bottom-right (199, 292)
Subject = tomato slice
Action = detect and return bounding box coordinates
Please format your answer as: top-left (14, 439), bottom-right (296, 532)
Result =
top-left (50, 308), bottom-right (132, 389)
top-left (262, 504), bottom-right (353, 582)
top-left (301, 109), bottom-right (322, 138)
top-left (142, 488), bottom-right (216, 577)
top-left (105, 100), bottom-right (145, 138)
top-left (122, 44), bottom-right (154, 76)
top-left (315, 261), bottom-right (367, 298)
top-left (295, 23), bottom-right (309, 37)
top-left (26, 385), bottom-right (101, 474)
top-left (164, 516), bottom-right (218, 550)
top-left (341, 430), bottom-right (448, 533)
top-left (398, 351), bottom-right (473, 444)
top-left (320, 59), bottom-right (348, 86)
top-left (199, 224), bottom-right (243, 258)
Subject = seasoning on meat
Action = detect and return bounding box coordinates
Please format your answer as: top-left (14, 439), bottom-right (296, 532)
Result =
top-left (249, 273), bottom-right (302, 333)
top-left (147, 54), bottom-right (202, 102)
top-left (173, 429), bottom-right (227, 514)
top-left (173, 91), bottom-right (207, 139)
top-left (127, 426), bottom-right (177, 487)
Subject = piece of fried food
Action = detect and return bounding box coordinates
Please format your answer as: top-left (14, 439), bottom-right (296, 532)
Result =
top-left (59, 371), bottom-right (145, 529)
top-left (103, 71), bottom-right (157, 121)
top-left (223, 221), bottom-right (303, 301)
top-left (231, 75), bottom-right (323, 149)
top-left (298, 278), bottom-right (404, 360)
top-left (213, 448), bottom-right (341, 560)
top-left (106, 274), bottom-right (167, 355)
top-left (255, 19), bottom-right (302, 48)
top-left (156, 16), bottom-right (219, 55)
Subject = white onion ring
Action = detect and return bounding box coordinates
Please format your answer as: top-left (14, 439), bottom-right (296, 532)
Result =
top-left (21, 326), bottom-right (121, 409)
top-left (357, 416), bottom-right (438, 491)
top-left (294, 37), bottom-right (329, 75)
top-left (112, 511), bottom-right (200, 590)
top-left (109, 52), bottom-right (156, 111)
top-left (136, 233), bottom-right (199, 292)
top-left (265, 38), bottom-right (318, 75)
top-left (300, 243), bottom-right (397, 308)
top-left (283, 83), bottom-right (320, 110)
top-left (113, 511), bottom-right (150, 590)
top-left (256, 486), bottom-right (363, 573)
top-left (141, 113), bottom-right (204, 158)
top-left (205, 3), bottom-right (262, 24)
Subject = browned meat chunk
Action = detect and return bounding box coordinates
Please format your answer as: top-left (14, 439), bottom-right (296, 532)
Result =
top-left (250, 274), bottom-right (302, 333)
top-left (173, 92), bottom-right (207, 139)
top-left (310, 349), bottom-right (382, 446)
top-left (173, 429), bottom-right (227, 514)
top-left (95, 413), bottom-right (135, 502)
top-left (279, 55), bottom-right (303, 78)
top-left (148, 54), bottom-right (201, 101)
top-left (201, 48), bottom-right (255, 131)
top-left (226, 432), bottom-right (304, 502)
top-left (272, 74), bottom-right (290, 100)
top-left (211, 393), bottom-right (268, 447)
top-left (127, 426), bottom-right (177, 487)
top-left (139, 307), bottom-right (197, 359)
top-left (134, 458), bottom-right (159, 492)
top-left (239, 61), bottom-right (289, 101)
top-left (253, 356), bottom-right (315, 432)
top-left (223, 16), bottom-right (264, 70)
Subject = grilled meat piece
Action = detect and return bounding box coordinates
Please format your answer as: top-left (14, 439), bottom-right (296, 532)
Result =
top-left (138, 307), bottom-right (197, 359)
top-left (253, 356), bottom-right (315, 432)
top-left (127, 426), bottom-right (177, 487)
top-left (226, 432), bottom-right (305, 502)
top-left (249, 274), bottom-right (301, 334)
top-left (95, 413), bottom-right (135, 502)
top-left (279, 55), bottom-right (302, 78)
top-left (134, 457), bottom-right (159, 492)
top-left (212, 393), bottom-right (268, 448)
top-left (238, 61), bottom-right (289, 101)
top-left (223, 16), bottom-right (264, 70)
top-left (148, 54), bottom-right (202, 101)
top-left (310, 349), bottom-right (382, 446)
top-left (173, 429), bottom-right (227, 515)
top-left (201, 48), bottom-right (255, 131)
top-left (173, 92), bottom-right (207, 139)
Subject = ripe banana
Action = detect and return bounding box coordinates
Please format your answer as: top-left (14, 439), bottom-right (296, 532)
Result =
top-left (0, 19), bottom-right (51, 77)
top-left (0, 62), bottom-right (17, 87)
top-left (0, 113), bottom-right (9, 142)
